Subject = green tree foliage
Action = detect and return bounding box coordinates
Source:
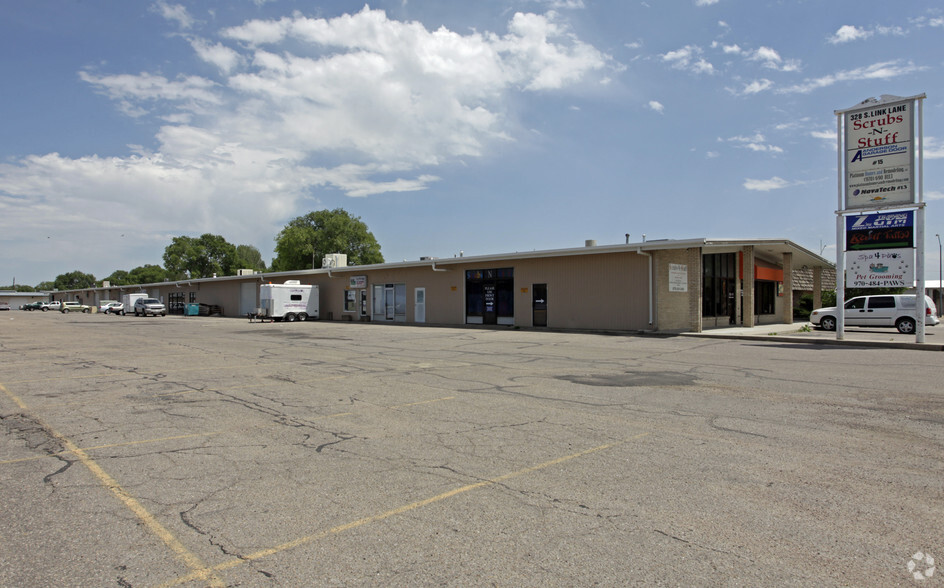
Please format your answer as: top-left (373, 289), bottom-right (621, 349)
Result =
top-left (104, 270), bottom-right (132, 286)
top-left (35, 281), bottom-right (55, 292)
top-left (163, 234), bottom-right (239, 279)
top-left (272, 208), bottom-right (383, 271)
top-left (235, 244), bottom-right (267, 272)
top-left (53, 270), bottom-right (97, 291)
top-left (0, 284), bottom-right (36, 292)
top-left (129, 264), bottom-right (169, 284)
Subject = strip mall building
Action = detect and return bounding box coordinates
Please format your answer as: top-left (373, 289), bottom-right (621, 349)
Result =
top-left (59, 238), bottom-right (834, 332)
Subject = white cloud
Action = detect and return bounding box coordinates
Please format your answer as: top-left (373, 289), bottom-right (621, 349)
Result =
top-left (829, 23), bottom-right (906, 44)
top-left (778, 59), bottom-right (926, 94)
top-left (743, 177), bottom-right (790, 191)
top-left (722, 133), bottom-right (782, 154)
top-left (0, 6), bottom-right (613, 263)
top-left (923, 137), bottom-right (944, 159)
top-left (661, 45), bottom-right (714, 74)
top-left (741, 78), bottom-right (773, 95)
top-left (828, 25), bottom-right (872, 44)
top-left (190, 38), bottom-right (243, 74)
top-left (748, 46), bottom-right (800, 72)
top-left (695, 0), bottom-right (719, 5)
top-left (648, 100), bottom-right (664, 113)
top-left (150, 1), bottom-right (195, 30)
top-left (926, 190), bottom-right (944, 201)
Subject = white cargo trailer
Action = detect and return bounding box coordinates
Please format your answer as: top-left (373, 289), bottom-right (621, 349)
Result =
top-left (259, 280), bottom-right (318, 322)
top-left (120, 292), bottom-right (147, 316)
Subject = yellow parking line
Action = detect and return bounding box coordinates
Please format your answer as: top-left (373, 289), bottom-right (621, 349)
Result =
top-left (0, 432), bottom-right (221, 466)
top-left (155, 434), bottom-right (647, 587)
top-left (0, 383), bottom-right (227, 587)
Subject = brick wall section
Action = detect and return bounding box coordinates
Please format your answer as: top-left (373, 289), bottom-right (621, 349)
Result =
top-left (742, 246), bottom-right (755, 327)
top-left (689, 247), bottom-right (703, 332)
top-left (654, 248), bottom-right (701, 332)
top-left (781, 252), bottom-right (793, 324)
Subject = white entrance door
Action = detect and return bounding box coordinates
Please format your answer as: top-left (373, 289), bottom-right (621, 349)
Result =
top-left (415, 288), bottom-right (426, 323)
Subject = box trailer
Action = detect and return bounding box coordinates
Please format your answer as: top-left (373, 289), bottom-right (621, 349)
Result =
top-left (259, 280), bottom-right (318, 322)
top-left (120, 292), bottom-right (148, 316)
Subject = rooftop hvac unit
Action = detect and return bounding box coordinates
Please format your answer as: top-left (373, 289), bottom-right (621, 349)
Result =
top-left (322, 253), bottom-right (348, 268)
top-left (237, 269), bottom-right (256, 276)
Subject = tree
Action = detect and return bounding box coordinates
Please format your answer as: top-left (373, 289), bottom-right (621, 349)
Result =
top-left (35, 281), bottom-right (55, 292)
top-left (0, 284), bottom-right (35, 292)
top-left (163, 234), bottom-right (239, 279)
top-left (272, 208), bottom-right (383, 271)
top-left (129, 265), bottom-right (169, 284)
top-left (235, 244), bottom-right (267, 272)
top-left (53, 270), bottom-right (97, 291)
top-left (104, 270), bottom-right (132, 286)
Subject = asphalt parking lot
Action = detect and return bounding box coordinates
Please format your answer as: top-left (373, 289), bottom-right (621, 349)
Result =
top-left (1, 311), bottom-right (943, 587)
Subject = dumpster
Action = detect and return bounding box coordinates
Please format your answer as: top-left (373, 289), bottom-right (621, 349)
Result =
top-left (185, 303), bottom-right (200, 316)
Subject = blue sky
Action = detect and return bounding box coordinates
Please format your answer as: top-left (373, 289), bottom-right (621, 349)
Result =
top-left (2, 0), bottom-right (943, 287)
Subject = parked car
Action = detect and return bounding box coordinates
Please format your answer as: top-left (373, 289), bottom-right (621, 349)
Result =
top-left (810, 294), bottom-right (940, 334)
top-left (0, 302), bottom-right (10, 311)
top-left (133, 298), bottom-right (166, 317)
top-left (47, 301), bottom-right (61, 311)
top-left (100, 301), bottom-right (125, 315)
top-left (20, 301), bottom-right (45, 311)
top-left (60, 301), bottom-right (91, 313)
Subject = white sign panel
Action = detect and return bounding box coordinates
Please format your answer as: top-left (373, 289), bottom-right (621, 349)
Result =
top-left (845, 248), bottom-right (914, 288)
top-left (668, 264), bottom-right (688, 292)
top-left (349, 275), bottom-right (367, 288)
top-left (843, 98), bottom-right (915, 210)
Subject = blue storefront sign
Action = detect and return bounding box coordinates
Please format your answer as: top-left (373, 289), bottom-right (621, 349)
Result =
top-left (845, 211), bottom-right (914, 250)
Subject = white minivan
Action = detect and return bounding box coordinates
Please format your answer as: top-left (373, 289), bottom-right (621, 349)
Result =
top-left (810, 294), bottom-right (940, 334)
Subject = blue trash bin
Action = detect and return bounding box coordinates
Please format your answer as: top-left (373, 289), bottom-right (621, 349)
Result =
top-left (185, 303), bottom-right (200, 316)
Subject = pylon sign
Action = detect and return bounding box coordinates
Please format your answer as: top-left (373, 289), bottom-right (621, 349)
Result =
top-left (842, 95), bottom-right (917, 210)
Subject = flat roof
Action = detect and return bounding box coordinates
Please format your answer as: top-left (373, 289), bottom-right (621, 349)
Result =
top-left (57, 237), bottom-right (834, 293)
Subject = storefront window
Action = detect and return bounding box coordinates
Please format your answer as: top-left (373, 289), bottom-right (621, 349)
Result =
top-left (703, 253), bottom-right (737, 320)
top-left (466, 268), bottom-right (514, 325)
top-left (755, 282), bottom-right (776, 315)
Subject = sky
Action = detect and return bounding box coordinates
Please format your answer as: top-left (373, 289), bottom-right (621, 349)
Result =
top-left (2, 0), bottom-right (943, 288)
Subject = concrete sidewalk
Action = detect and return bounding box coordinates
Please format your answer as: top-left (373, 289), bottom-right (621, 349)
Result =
top-left (684, 321), bottom-right (944, 351)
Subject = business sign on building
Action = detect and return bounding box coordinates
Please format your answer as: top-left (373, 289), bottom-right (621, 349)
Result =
top-left (845, 211), bottom-right (914, 250)
top-left (349, 275), bottom-right (367, 288)
top-left (668, 264), bottom-right (688, 292)
top-left (843, 97), bottom-right (916, 210)
top-left (845, 248), bottom-right (914, 288)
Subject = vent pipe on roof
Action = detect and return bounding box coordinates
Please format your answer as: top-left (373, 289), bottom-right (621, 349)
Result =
top-left (585, 240), bottom-right (597, 247)
top-left (625, 234), bottom-right (630, 244)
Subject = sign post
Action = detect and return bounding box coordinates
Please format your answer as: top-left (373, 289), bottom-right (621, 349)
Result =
top-left (834, 93), bottom-right (926, 342)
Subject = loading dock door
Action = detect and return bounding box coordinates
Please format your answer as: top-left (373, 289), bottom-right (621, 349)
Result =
top-left (533, 284), bottom-right (547, 327)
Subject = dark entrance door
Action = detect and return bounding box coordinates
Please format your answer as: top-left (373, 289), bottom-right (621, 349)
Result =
top-left (532, 284), bottom-right (547, 327)
top-left (483, 283), bottom-right (497, 324)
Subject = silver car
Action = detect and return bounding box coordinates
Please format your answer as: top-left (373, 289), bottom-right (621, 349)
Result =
top-left (133, 298), bottom-right (166, 317)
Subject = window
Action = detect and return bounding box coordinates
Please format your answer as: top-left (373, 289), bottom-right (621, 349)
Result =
top-left (868, 296), bottom-right (895, 309)
top-left (755, 282), bottom-right (775, 315)
top-left (344, 290), bottom-right (356, 312)
top-left (845, 298), bottom-right (866, 310)
top-left (371, 283), bottom-right (407, 322)
top-left (702, 253), bottom-right (737, 319)
top-left (168, 291), bottom-right (184, 314)
top-left (466, 268), bottom-right (514, 325)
